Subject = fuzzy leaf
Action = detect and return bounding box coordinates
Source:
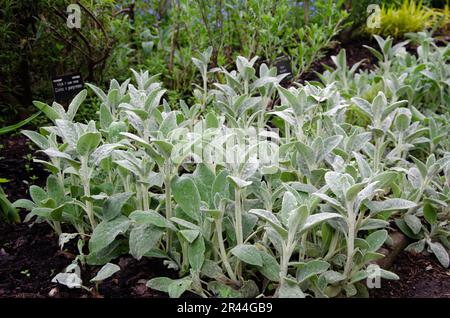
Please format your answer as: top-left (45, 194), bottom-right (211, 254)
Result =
top-left (249, 209), bottom-right (287, 239)
top-left (280, 191), bottom-right (297, 227)
top-left (429, 242), bottom-right (449, 268)
top-left (188, 236), bottom-right (205, 271)
top-left (171, 176), bottom-right (201, 222)
top-left (168, 278), bottom-right (192, 298)
top-left (103, 192), bottom-right (133, 221)
top-left (301, 212), bottom-right (343, 234)
top-left (146, 277), bottom-right (173, 293)
top-left (67, 90), bottom-right (87, 121)
top-left (129, 224), bottom-right (163, 260)
top-left (404, 214), bottom-right (422, 235)
top-left (77, 132), bottom-right (102, 156)
top-left (231, 244), bottom-right (263, 266)
top-left (227, 176), bottom-right (252, 189)
top-left (296, 260), bottom-right (330, 283)
top-left (278, 279), bottom-right (305, 298)
top-left (90, 263), bottom-right (120, 282)
top-left (89, 216), bottom-right (131, 254)
top-left (423, 203), bottom-right (437, 225)
top-left (366, 199), bottom-right (417, 214)
top-left (366, 230), bottom-right (388, 252)
top-left (258, 251), bottom-right (280, 282)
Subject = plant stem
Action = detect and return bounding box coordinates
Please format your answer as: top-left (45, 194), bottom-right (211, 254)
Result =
top-left (280, 240), bottom-right (294, 281)
top-left (235, 188), bottom-right (243, 246)
top-left (298, 232), bottom-right (307, 261)
top-left (324, 230), bottom-right (339, 261)
top-left (279, 250), bottom-right (288, 280)
top-left (294, 115), bottom-right (304, 141)
top-left (373, 137), bottom-right (383, 172)
top-left (234, 188), bottom-right (243, 278)
top-left (53, 221), bottom-right (62, 236)
top-left (285, 123), bottom-right (291, 142)
top-left (141, 183), bottom-right (149, 211)
top-left (344, 206), bottom-right (355, 278)
top-left (81, 157), bottom-right (96, 230)
top-left (181, 239), bottom-right (189, 274)
top-left (202, 67), bottom-right (208, 112)
top-left (136, 183), bottom-right (143, 210)
top-left (215, 218), bottom-right (236, 281)
top-left (84, 183), bottom-right (97, 230)
top-left (165, 174), bottom-right (172, 252)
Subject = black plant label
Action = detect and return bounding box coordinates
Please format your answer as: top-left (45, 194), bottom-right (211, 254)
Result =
top-left (274, 56), bottom-right (293, 83)
top-left (52, 73), bottom-right (84, 103)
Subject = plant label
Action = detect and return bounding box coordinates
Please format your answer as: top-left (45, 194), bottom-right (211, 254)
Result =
top-left (274, 56), bottom-right (293, 83)
top-left (52, 73), bottom-right (84, 103)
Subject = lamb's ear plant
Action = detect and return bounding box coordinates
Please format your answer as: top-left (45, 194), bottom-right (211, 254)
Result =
top-left (318, 50), bottom-right (363, 97)
top-left (192, 46), bottom-right (216, 112)
top-left (409, 32), bottom-right (450, 112)
top-left (363, 35), bottom-right (409, 74)
top-left (13, 175), bottom-right (69, 235)
top-left (52, 261), bottom-right (120, 294)
top-left (14, 32), bottom-right (450, 298)
top-left (31, 89), bottom-right (88, 124)
top-left (90, 262), bottom-right (121, 292)
top-left (17, 90), bottom-right (118, 236)
top-left (313, 170), bottom-right (415, 296)
top-left (292, 134), bottom-right (343, 185)
top-left (87, 78), bottom-right (131, 127)
top-left (250, 191), bottom-right (343, 298)
top-left (385, 108), bottom-right (429, 163)
top-left (426, 116), bottom-right (449, 154)
top-left (395, 153), bottom-right (450, 267)
top-left (51, 262), bottom-right (87, 291)
top-left (351, 92), bottom-right (407, 172)
top-left (211, 55), bottom-right (283, 128)
top-left (273, 86), bottom-right (316, 141)
top-left (402, 201), bottom-right (450, 268)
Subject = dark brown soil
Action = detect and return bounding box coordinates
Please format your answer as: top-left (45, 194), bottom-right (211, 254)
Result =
top-left (0, 216), bottom-right (80, 298)
top-left (299, 38), bottom-right (378, 83)
top-left (0, 135), bottom-right (48, 200)
top-left (370, 251), bottom-right (450, 298)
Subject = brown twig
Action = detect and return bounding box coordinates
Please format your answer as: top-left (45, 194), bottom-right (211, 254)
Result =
top-left (52, 8), bottom-right (93, 57)
top-left (112, 8), bottom-right (131, 18)
top-left (76, 0), bottom-right (110, 49)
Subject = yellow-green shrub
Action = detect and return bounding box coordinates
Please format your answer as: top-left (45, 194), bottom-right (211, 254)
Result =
top-left (368, 0), bottom-right (444, 38)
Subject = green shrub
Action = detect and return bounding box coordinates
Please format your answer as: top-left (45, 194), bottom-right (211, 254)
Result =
top-left (368, 0), bottom-right (445, 38)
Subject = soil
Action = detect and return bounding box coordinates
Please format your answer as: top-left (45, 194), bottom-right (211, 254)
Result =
top-left (299, 38), bottom-right (378, 83)
top-left (370, 251), bottom-right (450, 298)
top-left (0, 135), bottom-right (48, 200)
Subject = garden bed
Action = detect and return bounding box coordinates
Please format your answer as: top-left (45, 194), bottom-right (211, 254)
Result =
top-left (0, 214), bottom-right (174, 298)
top-left (1, 209), bottom-right (448, 298)
top-left (2, 0), bottom-right (450, 301)
top-left (1, 208), bottom-right (448, 298)
top-left (1, 109), bottom-right (448, 299)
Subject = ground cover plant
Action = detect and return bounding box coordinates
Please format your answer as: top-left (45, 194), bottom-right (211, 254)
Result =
top-left (8, 29), bottom-right (449, 298)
